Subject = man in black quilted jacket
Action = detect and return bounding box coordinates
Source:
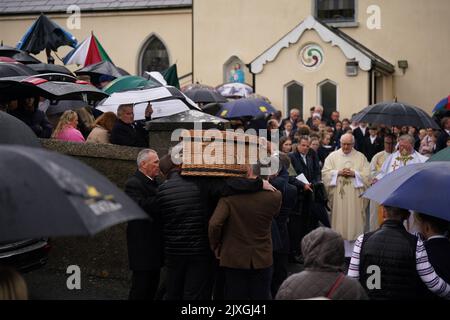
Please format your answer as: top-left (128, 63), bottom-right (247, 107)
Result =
top-left (156, 154), bottom-right (275, 300)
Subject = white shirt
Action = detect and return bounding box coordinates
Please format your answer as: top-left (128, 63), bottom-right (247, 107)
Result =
top-left (370, 135), bottom-right (377, 144)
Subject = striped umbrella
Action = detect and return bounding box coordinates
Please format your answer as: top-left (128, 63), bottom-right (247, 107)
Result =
top-left (63, 32), bottom-right (112, 67)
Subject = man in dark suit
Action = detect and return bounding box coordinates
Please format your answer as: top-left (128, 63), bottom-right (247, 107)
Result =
top-left (209, 163), bottom-right (282, 300)
top-left (125, 149), bottom-right (162, 300)
top-left (288, 136), bottom-right (322, 261)
top-left (110, 103), bottom-right (150, 147)
top-left (361, 125), bottom-right (384, 161)
top-left (436, 117), bottom-right (450, 152)
top-left (353, 122), bottom-right (369, 152)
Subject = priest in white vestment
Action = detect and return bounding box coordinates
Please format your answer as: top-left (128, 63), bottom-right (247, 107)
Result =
top-left (374, 134), bottom-right (428, 232)
top-left (375, 134), bottom-right (428, 180)
top-left (322, 133), bottom-right (371, 256)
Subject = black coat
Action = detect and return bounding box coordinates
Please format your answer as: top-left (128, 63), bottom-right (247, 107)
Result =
top-left (9, 108), bottom-right (52, 138)
top-left (361, 136), bottom-right (384, 161)
top-left (424, 237), bottom-right (450, 284)
top-left (353, 127), bottom-right (369, 152)
top-left (288, 150), bottom-right (321, 187)
top-left (110, 119), bottom-right (148, 147)
top-left (125, 170), bottom-right (162, 271)
top-left (436, 130), bottom-right (450, 152)
top-left (157, 171), bottom-right (263, 256)
top-left (270, 168), bottom-right (297, 253)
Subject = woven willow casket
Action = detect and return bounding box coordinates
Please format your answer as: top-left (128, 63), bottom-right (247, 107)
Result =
top-left (180, 130), bottom-right (271, 177)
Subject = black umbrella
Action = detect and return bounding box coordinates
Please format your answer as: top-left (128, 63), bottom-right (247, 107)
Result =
top-left (16, 13), bottom-right (77, 55)
top-left (0, 76), bottom-right (108, 101)
top-left (46, 100), bottom-right (88, 115)
top-left (0, 111), bottom-right (41, 147)
top-left (0, 62), bottom-right (38, 77)
top-left (0, 45), bottom-right (22, 56)
top-left (10, 51), bottom-right (41, 64)
top-left (351, 101), bottom-right (439, 129)
top-left (28, 63), bottom-right (74, 76)
top-left (184, 87), bottom-right (227, 104)
top-left (75, 60), bottom-right (129, 80)
top-left (37, 81), bottom-right (109, 101)
top-left (0, 145), bottom-right (148, 242)
top-left (201, 102), bottom-right (223, 116)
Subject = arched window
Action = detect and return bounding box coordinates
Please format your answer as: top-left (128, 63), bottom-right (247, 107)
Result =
top-left (223, 56), bottom-right (249, 84)
top-left (284, 81), bottom-right (304, 119)
top-left (318, 79), bottom-right (337, 120)
top-left (139, 35), bottom-right (169, 76)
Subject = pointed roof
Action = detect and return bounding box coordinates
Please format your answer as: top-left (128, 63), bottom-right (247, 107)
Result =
top-left (250, 15), bottom-right (395, 74)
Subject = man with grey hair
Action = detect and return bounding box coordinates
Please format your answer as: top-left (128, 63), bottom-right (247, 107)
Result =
top-left (281, 108), bottom-right (301, 131)
top-left (375, 134), bottom-right (428, 181)
top-left (125, 149), bottom-right (162, 300)
top-left (374, 134), bottom-right (428, 232)
top-left (110, 103), bottom-right (150, 147)
top-left (322, 133), bottom-right (371, 257)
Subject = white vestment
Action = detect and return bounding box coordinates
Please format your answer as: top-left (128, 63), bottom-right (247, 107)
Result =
top-left (375, 150), bottom-right (427, 233)
top-left (376, 150), bottom-right (428, 180)
top-left (322, 149), bottom-right (371, 243)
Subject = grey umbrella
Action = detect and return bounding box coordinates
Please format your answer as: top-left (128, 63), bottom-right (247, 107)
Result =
top-left (0, 145), bottom-right (148, 242)
top-left (28, 63), bottom-right (74, 76)
top-left (184, 87), bottom-right (227, 104)
top-left (75, 60), bottom-right (129, 80)
top-left (0, 111), bottom-right (41, 147)
top-left (0, 62), bottom-right (38, 77)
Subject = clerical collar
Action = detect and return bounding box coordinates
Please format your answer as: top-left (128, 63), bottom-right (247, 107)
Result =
top-left (145, 174), bottom-right (154, 181)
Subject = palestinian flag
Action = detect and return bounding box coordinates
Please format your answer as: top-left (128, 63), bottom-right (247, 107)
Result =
top-left (63, 32), bottom-right (112, 67)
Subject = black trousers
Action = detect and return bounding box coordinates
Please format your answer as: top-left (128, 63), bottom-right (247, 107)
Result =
top-left (271, 252), bottom-right (289, 298)
top-left (129, 269), bottom-right (161, 300)
top-left (164, 254), bottom-right (214, 300)
top-left (224, 266), bottom-right (273, 300)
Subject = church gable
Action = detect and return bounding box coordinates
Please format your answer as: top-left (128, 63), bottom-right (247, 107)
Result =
top-left (250, 15), bottom-right (393, 75)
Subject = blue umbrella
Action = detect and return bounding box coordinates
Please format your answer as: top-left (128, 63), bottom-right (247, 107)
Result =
top-left (363, 162), bottom-right (450, 221)
top-left (217, 98), bottom-right (276, 119)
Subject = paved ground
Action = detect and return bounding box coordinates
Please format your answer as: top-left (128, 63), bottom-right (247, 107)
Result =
top-left (23, 255), bottom-right (305, 300)
top-left (23, 257), bottom-right (131, 300)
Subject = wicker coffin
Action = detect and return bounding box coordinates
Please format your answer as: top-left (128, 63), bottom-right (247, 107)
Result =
top-left (180, 130), bottom-right (271, 177)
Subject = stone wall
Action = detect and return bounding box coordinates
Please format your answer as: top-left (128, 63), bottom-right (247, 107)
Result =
top-left (39, 139), bottom-right (146, 280)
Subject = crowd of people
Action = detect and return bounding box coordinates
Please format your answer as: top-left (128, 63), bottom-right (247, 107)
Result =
top-left (1, 98), bottom-right (450, 300)
top-left (116, 105), bottom-right (449, 300)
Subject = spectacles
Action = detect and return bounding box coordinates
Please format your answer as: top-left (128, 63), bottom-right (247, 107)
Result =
top-left (341, 143), bottom-right (354, 146)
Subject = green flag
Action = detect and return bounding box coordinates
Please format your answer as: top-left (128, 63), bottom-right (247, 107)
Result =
top-left (161, 64), bottom-right (180, 89)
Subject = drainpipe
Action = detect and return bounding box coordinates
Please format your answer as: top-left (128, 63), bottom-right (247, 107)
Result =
top-left (369, 69), bottom-right (372, 105)
top-left (191, 0), bottom-right (195, 82)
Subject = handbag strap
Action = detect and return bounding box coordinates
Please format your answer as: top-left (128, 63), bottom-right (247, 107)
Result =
top-left (326, 273), bottom-right (345, 299)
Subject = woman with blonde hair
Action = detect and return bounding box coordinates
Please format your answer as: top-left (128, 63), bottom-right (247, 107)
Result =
top-left (86, 112), bottom-right (117, 144)
top-left (0, 267), bottom-right (28, 300)
top-left (51, 110), bottom-right (85, 142)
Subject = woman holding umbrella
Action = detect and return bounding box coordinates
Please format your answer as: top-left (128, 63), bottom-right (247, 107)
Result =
top-left (51, 110), bottom-right (85, 143)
